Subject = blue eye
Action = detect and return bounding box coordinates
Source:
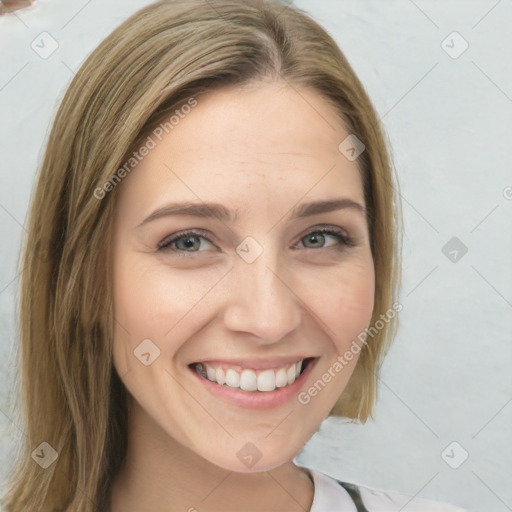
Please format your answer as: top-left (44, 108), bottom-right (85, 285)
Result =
top-left (298, 227), bottom-right (354, 250)
top-left (157, 227), bottom-right (355, 254)
top-left (158, 230), bottom-right (213, 252)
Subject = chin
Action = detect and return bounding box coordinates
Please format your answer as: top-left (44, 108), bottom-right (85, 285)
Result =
top-left (196, 436), bottom-right (304, 473)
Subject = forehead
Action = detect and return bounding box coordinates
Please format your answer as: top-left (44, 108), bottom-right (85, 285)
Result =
top-left (116, 82), bottom-right (365, 220)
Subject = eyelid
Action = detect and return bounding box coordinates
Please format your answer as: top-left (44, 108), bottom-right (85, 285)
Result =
top-left (157, 225), bottom-right (356, 252)
top-left (297, 224), bottom-right (352, 243)
top-left (157, 228), bottom-right (213, 251)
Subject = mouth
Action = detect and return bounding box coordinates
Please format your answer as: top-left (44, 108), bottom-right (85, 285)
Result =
top-left (188, 357), bottom-right (315, 393)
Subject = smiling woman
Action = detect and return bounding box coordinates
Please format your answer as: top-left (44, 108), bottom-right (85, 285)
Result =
top-left (1, 1), bottom-right (467, 512)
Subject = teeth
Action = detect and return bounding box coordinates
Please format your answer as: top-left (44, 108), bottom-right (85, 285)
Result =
top-left (215, 367), bottom-right (225, 386)
top-left (275, 368), bottom-right (288, 388)
top-left (240, 369), bottom-right (258, 391)
top-left (286, 365), bottom-right (295, 385)
top-left (194, 359), bottom-right (307, 392)
top-left (206, 366), bottom-right (216, 381)
top-left (257, 369), bottom-right (276, 392)
top-left (225, 369), bottom-right (240, 388)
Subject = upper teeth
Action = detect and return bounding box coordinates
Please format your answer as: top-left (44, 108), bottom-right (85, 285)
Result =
top-left (195, 360), bottom-right (304, 392)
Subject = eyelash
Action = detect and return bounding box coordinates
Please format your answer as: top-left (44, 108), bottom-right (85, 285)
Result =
top-left (157, 226), bottom-right (355, 254)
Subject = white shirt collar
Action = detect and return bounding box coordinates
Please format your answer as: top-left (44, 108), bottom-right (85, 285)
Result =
top-left (295, 462), bottom-right (358, 512)
top-left (295, 461), bottom-right (467, 512)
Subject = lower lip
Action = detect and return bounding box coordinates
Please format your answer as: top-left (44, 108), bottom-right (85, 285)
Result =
top-left (189, 358), bottom-right (317, 409)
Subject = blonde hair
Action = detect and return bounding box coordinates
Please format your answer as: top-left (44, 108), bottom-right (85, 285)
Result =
top-left (2, 0), bottom-right (401, 510)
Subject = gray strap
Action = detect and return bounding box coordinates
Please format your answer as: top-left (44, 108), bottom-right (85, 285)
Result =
top-left (337, 481), bottom-right (370, 512)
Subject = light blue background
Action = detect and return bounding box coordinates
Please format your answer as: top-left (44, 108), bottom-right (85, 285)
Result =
top-left (1, 1), bottom-right (511, 511)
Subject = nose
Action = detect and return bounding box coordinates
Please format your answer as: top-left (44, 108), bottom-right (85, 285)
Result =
top-left (222, 245), bottom-right (302, 344)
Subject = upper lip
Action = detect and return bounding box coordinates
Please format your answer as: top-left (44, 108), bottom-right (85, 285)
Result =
top-left (191, 356), bottom-right (314, 371)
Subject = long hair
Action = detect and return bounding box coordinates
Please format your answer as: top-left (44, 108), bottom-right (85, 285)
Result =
top-left (2, 1), bottom-right (401, 510)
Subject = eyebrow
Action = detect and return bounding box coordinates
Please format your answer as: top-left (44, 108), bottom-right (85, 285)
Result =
top-left (137, 198), bottom-right (366, 228)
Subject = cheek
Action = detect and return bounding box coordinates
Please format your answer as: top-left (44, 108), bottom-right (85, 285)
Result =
top-left (321, 258), bottom-right (375, 348)
top-left (111, 255), bottom-right (223, 367)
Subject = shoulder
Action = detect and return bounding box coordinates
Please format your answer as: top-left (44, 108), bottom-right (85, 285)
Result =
top-left (302, 466), bottom-right (468, 512)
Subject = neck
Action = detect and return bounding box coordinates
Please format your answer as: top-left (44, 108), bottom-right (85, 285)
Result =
top-left (109, 398), bottom-right (314, 512)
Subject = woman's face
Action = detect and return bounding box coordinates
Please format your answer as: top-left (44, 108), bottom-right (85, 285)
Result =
top-left (111, 81), bottom-right (375, 472)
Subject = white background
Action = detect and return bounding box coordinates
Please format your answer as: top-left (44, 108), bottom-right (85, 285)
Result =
top-left (1, 1), bottom-right (511, 511)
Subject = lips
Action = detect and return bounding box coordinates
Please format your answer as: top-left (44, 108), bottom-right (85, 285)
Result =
top-left (190, 357), bottom-right (314, 392)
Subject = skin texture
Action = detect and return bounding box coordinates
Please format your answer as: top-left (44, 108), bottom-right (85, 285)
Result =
top-left (109, 81), bottom-right (375, 512)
